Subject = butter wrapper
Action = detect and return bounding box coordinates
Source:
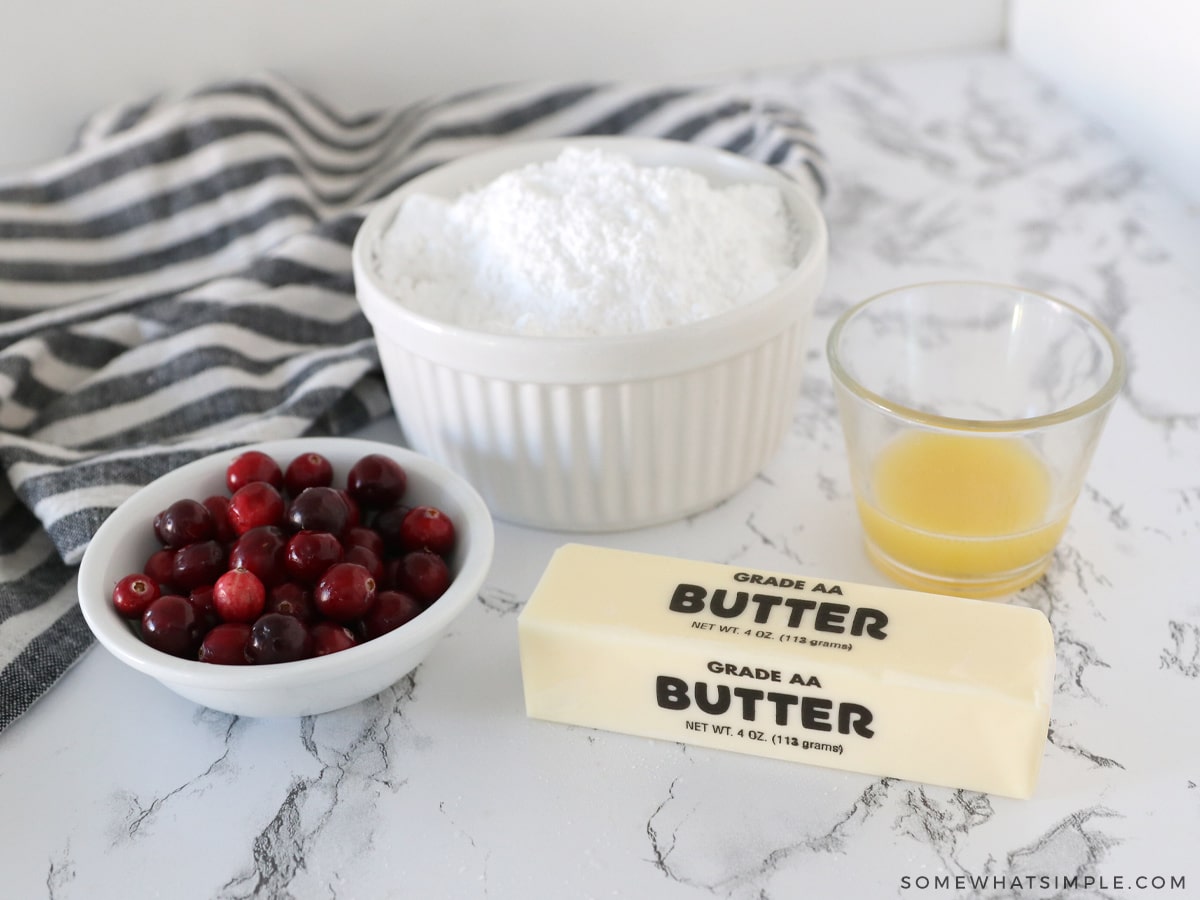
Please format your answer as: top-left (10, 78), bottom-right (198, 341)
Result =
top-left (518, 544), bottom-right (1055, 799)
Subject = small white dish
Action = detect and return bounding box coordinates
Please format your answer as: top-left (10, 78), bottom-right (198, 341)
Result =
top-left (78, 437), bottom-right (494, 717)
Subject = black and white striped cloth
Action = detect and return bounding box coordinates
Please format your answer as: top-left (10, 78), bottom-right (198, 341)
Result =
top-left (0, 73), bottom-right (826, 730)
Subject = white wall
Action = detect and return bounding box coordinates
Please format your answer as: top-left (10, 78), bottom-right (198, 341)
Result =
top-left (0, 0), bottom-right (1005, 171)
top-left (1010, 0), bottom-right (1200, 208)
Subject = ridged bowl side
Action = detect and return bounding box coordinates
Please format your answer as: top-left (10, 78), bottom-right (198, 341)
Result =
top-left (375, 323), bottom-right (803, 531)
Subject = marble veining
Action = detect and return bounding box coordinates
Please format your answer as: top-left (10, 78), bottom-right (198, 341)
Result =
top-left (1161, 622), bottom-right (1200, 678)
top-left (2, 50), bottom-right (1198, 899)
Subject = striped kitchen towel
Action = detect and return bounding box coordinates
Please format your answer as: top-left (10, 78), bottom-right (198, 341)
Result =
top-left (0, 73), bottom-right (825, 730)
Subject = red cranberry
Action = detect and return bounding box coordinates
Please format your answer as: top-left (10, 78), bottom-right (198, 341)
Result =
top-left (284, 531), bottom-right (344, 583)
top-left (362, 590), bottom-right (423, 639)
top-left (313, 562), bottom-right (377, 622)
top-left (247, 613), bottom-right (313, 664)
top-left (226, 450), bottom-right (283, 493)
top-left (346, 454), bottom-right (407, 509)
top-left (228, 525), bottom-right (289, 587)
top-left (143, 548), bottom-right (177, 590)
top-left (140, 595), bottom-right (203, 658)
top-left (398, 551), bottom-right (451, 605)
top-left (198, 623), bottom-right (252, 665)
top-left (400, 506), bottom-right (455, 554)
top-left (153, 499), bottom-right (214, 549)
top-left (284, 453), bottom-right (333, 496)
top-left (188, 585), bottom-right (218, 628)
top-left (372, 503), bottom-right (412, 552)
top-left (112, 573), bottom-right (160, 619)
top-left (286, 487), bottom-right (349, 537)
top-left (228, 481), bottom-right (286, 535)
top-left (202, 494), bottom-right (237, 543)
top-left (344, 545), bottom-right (382, 581)
top-left (339, 491), bottom-right (361, 528)
top-left (343, 526), bottom-right (384, 558)
top-left (311, 621), bottom-right (358, 656)
top-left (172, 539), bottom-right (227, 590)
top-left (213, 567), bottom-right (266, 623)
top-left (378, 556), bottom-right (398, 591)
top-left (266, 582), bottom-right (315, 623)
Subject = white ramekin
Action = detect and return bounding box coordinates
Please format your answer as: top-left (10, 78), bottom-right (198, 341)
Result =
top-left (352, 136), bottom-right (828, 531)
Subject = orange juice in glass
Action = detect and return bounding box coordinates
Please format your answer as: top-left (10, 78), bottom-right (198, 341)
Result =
top-left (828, 282), bottom-right (1124, 599)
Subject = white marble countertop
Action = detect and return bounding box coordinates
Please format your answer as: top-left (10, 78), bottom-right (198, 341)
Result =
top-left (3, 49), bottom-right (1198, 899)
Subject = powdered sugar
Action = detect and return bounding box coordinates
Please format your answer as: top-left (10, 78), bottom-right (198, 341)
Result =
top-left (375, 147), bottom-right (798, 337)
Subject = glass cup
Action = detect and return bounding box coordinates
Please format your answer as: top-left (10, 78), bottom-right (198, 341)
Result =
top-left (827, 281), bottom-right (1125, 599)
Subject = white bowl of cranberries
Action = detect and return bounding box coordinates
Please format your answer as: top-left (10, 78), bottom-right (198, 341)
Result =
top-left (78, 437), bottom-right (494, 717)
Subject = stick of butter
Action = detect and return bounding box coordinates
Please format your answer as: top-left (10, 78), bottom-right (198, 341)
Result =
top-left (518, 544), bottom-right (1055, 799)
